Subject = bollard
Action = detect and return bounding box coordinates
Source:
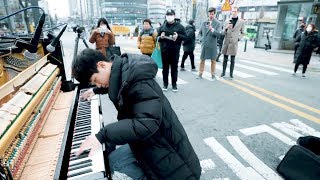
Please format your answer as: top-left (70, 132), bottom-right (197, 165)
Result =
top-left (244, 39), bottom-right (247, 52)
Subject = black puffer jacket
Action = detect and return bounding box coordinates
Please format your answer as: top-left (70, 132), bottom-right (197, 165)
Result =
top-left (183, 24), bottom-right (196, 52)
top-left (157, 20), bottom-right (188, 52)
top-left (96, 53), bottom-right (201, 180)
top-left (294, 31), bottom-right (318, 65)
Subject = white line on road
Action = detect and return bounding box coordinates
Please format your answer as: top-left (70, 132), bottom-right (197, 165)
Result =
top-left (239, 60), bottom-right (292, 73)
top-left (227, 136), bottom-right (283, 180)
top-left (289, 119), bottom-right (320, 137)
top-left (204, 137), bottom-right (265, 180)
top-left (200, 159), bottom-right (216, 173)
top-left (236, 64), bottom-right (279, 75)
top-left (239, 125), bottom-right (296, 146)
top-left (271, 122), bottom-right (303, 139)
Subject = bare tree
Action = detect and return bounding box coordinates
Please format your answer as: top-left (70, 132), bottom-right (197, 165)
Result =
top-left (18, 0), bottom-right (31, 33)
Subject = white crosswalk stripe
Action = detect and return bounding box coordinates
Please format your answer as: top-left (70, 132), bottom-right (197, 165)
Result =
top-left (239, 60), bottom-right (293, 73)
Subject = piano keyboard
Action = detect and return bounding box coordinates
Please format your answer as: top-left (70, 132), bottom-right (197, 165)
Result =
top-left (67, 90), bottom-right (105, 180)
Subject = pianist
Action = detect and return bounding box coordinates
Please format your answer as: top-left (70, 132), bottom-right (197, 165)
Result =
top-left (72, 49), bottom-right (201, 180)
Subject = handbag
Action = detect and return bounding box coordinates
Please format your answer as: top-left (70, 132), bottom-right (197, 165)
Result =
top-left (106, 45), bottom-right (121, 60)
top-left (151, 37), bottom-right (163, 69)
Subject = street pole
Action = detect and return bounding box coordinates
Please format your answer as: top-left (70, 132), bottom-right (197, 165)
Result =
top-left (192, 0), bottom-right (196, 20)
top-left (80, 0), bottom-right (84, 26)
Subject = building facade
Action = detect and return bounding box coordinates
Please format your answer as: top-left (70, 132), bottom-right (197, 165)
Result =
top-left (274, 0), bottom-right (320, 49)
top-left (101, 0), bottom-right (147, 26)
top-left (148, 0), bottom-right (166, 24)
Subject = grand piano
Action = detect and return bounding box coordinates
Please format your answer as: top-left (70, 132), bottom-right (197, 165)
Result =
top-left (0, 8), bottom-right (111, 180)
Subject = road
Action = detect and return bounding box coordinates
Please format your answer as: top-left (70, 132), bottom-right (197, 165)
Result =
top-left (60, 31), bottom-right (320, 180)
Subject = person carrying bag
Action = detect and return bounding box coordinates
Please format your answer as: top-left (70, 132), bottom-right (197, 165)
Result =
top-left (151, 37), bottom-right (162, 69)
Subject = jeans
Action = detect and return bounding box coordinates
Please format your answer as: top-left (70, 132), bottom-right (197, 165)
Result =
top-left (109, 144), bottom-right (146, 180)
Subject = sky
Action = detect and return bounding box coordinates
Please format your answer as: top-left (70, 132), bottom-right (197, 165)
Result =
top-left (47, 0), bottom-right (69, 18)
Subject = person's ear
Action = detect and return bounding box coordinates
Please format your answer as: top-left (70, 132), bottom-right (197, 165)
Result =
top-left (97, 61), bottom-right (105, 68)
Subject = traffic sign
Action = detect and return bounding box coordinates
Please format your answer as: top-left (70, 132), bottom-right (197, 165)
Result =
top-left (221, 0), bottom-right (232, 11)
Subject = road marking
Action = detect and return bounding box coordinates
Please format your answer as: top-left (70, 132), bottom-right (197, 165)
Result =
top-left (271, 122), bottom-right (303, 139)
top-left (220, 79), bottom-right (320, 124)
top-left (236, 64), bottom-right (278, 75)
top-left (239, 60), bottom-right (292, 73)
top-left (204, 137), bottom-right (265, 180)
top-left (234, 79), bottom-right (320, 116)
top-left (156, 70), bottom-right (188, 85)
top-left (209, 63), bottom-right (255, 78)
top-left (239, 125), bottom-right (296, 145)
top-left (200, 159), bottom-right (216, 173)
top-left (290, 119), bottom-right (320, 137)
top-left (227, 136), bottom-right (283, 180)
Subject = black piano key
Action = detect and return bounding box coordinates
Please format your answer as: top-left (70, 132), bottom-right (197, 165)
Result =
top-left (72, 143), bottom-right (81, 150)
top-left (68, 168), bottom-right (93, 178)
top-left (68, 162), bottom-right (92, 172)
top-left (69, 159), bottom-right (92, 168)
top-left (74, 126), bottom-right (91, 133)
top-left (70, 152), bottom-right (88, 161)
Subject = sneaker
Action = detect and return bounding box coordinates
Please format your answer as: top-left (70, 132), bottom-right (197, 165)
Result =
top-left (302, 74), bottom-right (306, 78)
top-left (230, 75), bottom-right (233, 80)
top-left (212, 75), bottom-right (216, 80)
top-left (196, 74), bottom-right (202, 79)
top-left (172, 85), bottom-right (178, 92)
top-left (162, 85), bottom-right (168, 91)
top-left (292, 73), bottom-right (296, 77)
top-left (191, 68), bottom-right (197, 72)
top-left (220, 74), bottom-right (225, 78)
top-left (180, 67), bottom-right (185, 71)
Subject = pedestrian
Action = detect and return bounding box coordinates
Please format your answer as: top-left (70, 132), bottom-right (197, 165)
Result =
top-left (292, 23), bottom-right (318, 78)
top-left (220, 6), bottom-right (245, 80)
top-left (158, 9), bottom-right (188, 92)
top-left (293, 21), bottom-right (306, 55)
top-left (216, 33), bottom-right (225, 62)
top-left (197, 7), bottom-right (221, 80)
top-left (180, 19), bottom-right (197, 71)
top-left (137, 19), bottom-right (157, 56)
top-left (72, 48), bottom-right (201, 180)
top-left (89, 18), bottom-right (115, 57)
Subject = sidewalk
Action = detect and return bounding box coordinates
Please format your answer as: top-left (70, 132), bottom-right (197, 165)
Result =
top-left (237, 41), bottom-right (320, 72)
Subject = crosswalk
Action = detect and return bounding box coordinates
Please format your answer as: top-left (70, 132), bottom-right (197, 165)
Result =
top-left (121, 47), bottom-right (295, 85)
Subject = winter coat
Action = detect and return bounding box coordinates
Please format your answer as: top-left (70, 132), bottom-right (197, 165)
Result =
top-left (157, 20), bottom-right (188, 52)
top-left (137, 28), bottom-right (157, 55)
top-left (221, 18), bottom-right (245, 56)
top-left (183, 24), bottom-right (196, 52)
top-left (198, 19), bottom-right (221, 59)
top-left (89, 29), bottom-right (115, 57)
top-left (294, 31), bottom-right (318, 65)
top-left (95, 53), bottom-right (201, 180)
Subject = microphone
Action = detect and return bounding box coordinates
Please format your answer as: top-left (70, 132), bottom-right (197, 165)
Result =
top-left (46, 24), bottom-right (67, 53)
top-left (23, 13), bottom-right (46, 61)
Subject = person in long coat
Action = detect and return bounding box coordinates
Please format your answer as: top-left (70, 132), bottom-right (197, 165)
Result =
top-left (292, 23), bottom-right (318, 78)
top-left (220, 6), bottom-right (245, 80)
top-left (180, 19), bottom-right (196, 71)
top-left (197, 7), bottom-right (222, 79)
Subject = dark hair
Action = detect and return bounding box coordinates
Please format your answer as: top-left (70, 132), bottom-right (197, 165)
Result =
top-left (188, 19), bottom-right (195, 25)
top-left (208, 7), bottom-right (216, 13)
top-left (143, 19), bottom-right (152, 26)
top-left (97, 18), bottom-right (112, 32)
top-left (72, 48), bottom-right (111, 84)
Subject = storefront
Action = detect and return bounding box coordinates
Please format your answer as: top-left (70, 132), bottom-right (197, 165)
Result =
top-left (274, 0), bottom-right (319, 50)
